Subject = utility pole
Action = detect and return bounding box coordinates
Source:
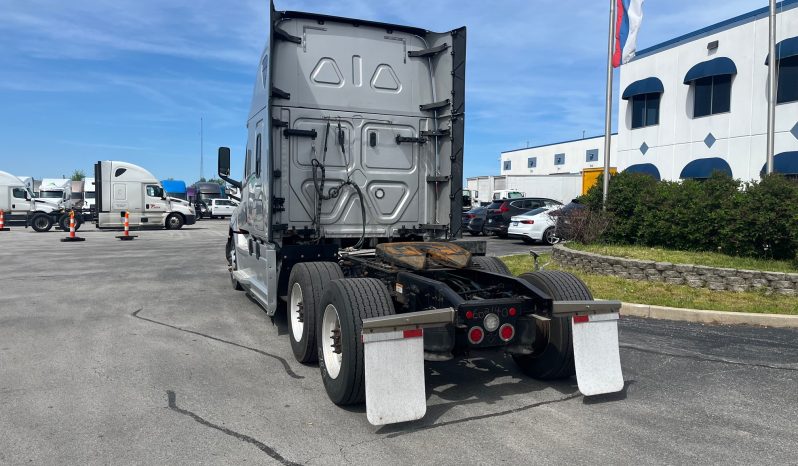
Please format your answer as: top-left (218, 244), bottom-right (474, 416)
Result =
top-left (765, 0), bottom-right (777, 175)
top-left (200, 117), bottom-right (204, 181)
top-left (602, 0), bottom-right (617, 208)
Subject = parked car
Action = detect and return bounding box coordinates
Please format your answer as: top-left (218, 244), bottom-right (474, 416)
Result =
top-left (508, 207), bottom-right (559, 245)
top-left (209, 198), bottom-right (238, 218)
top-left (461, 206), bottom-right (488, 236)
top-left (485, 197), bottom-right (562, 238)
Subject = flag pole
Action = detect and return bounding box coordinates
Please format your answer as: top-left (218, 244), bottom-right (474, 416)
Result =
top-left (766, 0), bottom-right (777, 175)
top-left (602, 0), bottom-right (617, 208)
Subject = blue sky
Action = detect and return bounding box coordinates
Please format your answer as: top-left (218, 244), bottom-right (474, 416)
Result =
top-left (0, 0), bottom-right (762, 182)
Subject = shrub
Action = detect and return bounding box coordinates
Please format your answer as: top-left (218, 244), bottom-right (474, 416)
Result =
top-left (582, 171), bottom-right (798, 261)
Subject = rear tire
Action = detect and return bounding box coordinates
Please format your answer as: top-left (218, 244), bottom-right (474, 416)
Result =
top-left (287, 262), bottom-right (344, 363)
top-left (165, 213), bottom-right (184, 230)
top-left (468, 255), bottom-right (511, 276)
top-left (318, 278), bottom-right (395, 405)
top-left (58, 214), bottom-right (82, 232)
top-left (542, 227), bottom-right (558, 246)
top-left (31, 214), bottom-right (53, 232)
top-left (513, 271), bottom-right (592, 380)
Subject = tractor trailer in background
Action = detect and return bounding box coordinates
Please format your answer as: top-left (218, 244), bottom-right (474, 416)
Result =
top-left (216, 2), bottom-right (623, 426)
top-left (0, 171), bottom-right (76, 232)
top-left (189, 181), bottom-right (225, 219)
top-left (94, 161), bottom-right (196, 230)
top-left (38, 178), bottom-right (73, 209)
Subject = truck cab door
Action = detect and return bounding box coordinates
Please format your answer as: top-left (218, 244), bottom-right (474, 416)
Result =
top-left (144, 185), bottom-right (169, 224)
top-left (10, 187), bottom-right (31, 214)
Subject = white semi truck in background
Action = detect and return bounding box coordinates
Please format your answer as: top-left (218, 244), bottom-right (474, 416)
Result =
top-left (0, 171), bottom-right (75, 232)
top-left (38, 178), bottom-right (73, 209)
top-left (93, 161), bottom-right (196, 230)
top-left (216, 2), bottom-right (623, 427)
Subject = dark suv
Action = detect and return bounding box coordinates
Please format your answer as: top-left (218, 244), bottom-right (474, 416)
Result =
top-left (485, 197), bottom-right (562, 237)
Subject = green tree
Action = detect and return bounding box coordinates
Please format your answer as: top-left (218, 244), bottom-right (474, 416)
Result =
top-left (70, 169), bottom-right (85, 181)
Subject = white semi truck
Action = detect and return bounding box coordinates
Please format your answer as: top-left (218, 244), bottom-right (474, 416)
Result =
top-left (38, 178), bottom-right (73, 209)
top-left (217, 2), bottom-right (623, 426)
top-left (0, 171), bottom-right (75, 232)
top-left (83, 177), bottom-right (96, 211)
top-left (93, 161), bottom-right (196, 230)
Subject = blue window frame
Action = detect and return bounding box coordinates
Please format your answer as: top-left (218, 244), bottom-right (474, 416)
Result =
top-left (527, 157), bottom-right (537, 168)
top-left (586, 149), bottom-right (599, 162)
top-left (503, 160), bottom-right (511, 171)
top-left (554, 153), bottom-right (565, 165)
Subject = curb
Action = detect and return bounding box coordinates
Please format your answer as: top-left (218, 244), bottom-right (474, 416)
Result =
top-left (621, 302), bottom-right (798, 329)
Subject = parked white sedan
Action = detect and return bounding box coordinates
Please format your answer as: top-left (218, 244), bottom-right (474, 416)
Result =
top-left (507, 207), bottom-right (559, 245)
top-left (209, 199), bottom-right (238, 218)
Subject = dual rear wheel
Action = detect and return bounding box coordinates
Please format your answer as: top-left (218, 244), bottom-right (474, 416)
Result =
top-left (285, 261), bottom-right (590, 406)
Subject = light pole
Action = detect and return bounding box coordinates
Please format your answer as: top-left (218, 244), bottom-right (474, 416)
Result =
top-left (765, 0), bottom-right (777, 175)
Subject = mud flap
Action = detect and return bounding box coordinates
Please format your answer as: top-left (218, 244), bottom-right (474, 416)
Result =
top-left (571, 313), bottom-right (624, 396)
top-left (363, 329), bottom-right (426, 426)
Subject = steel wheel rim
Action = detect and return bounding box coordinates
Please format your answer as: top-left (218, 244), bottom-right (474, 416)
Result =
top-left (289, 283), bottom-right (304, 342)
top-left (321, 304), bottom-right (342, 379)
top-left (169, 216), bottom-right (180, 228)
top-left (35, 217), bottom-right (49, 229)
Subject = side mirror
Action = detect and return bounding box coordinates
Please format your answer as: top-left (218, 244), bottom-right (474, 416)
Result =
top-left (218, 147), bottom-right (231, 178)
top-left (217, 147), bottom-right (242, 189)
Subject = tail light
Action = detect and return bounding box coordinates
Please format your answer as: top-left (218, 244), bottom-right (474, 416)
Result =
top-left (466, 214), bottom-right (476, 219)
top-left (520, 220), bottom-right (534, 224)
top-left (499, 324), bottom-right (515, 342)
top-left (499, 202), bottom-right (510, 213)
top-left (468, 327), bottom-right (485, 344)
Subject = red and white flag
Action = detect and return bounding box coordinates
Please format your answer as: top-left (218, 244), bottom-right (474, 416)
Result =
top-left (613, 0), bottom-right (645, 67)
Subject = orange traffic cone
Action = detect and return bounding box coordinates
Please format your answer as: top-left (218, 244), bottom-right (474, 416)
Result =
top-left (61, 210), bottom-right (85, 242)
top-left (116, 211), bottom-right (137, 241)
top-left (0, 210), bottom-right (8, 231)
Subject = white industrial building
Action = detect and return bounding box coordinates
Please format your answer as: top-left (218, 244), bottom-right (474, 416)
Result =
top-left (618, 0), bottom-right (798, 181)
top-left (469, 1), bottom-right (798, 203)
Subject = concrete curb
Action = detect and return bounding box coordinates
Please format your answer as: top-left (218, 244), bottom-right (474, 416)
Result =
top-left (621, 302), bottom-right (798, 328)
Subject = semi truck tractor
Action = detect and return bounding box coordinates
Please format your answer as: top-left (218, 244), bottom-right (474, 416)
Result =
top-left (0, 171), bottom-right (75, 232)
top-left (38, 178), bottom-right (73, 209)
top-left (218, 2), bottom-right (623, 426)
top-left (93, 161), bottom-right (196, 230)
top-left (83, 177), bottom-right (97, 211)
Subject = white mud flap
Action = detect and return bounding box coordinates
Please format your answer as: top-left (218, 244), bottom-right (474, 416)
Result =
top-left (571, 313), bottom-right (624, 396)
top-left (363, 329), bottom-right (426, 426)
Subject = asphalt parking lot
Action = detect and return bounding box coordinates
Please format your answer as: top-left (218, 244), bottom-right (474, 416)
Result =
top-left (1, 221), bottom-right (797, 464)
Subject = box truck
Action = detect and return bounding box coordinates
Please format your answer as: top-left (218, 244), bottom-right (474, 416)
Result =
top-left (93, 161), bottom-right (196, 229)
top-left (216, 2), bottom-right (623, 426)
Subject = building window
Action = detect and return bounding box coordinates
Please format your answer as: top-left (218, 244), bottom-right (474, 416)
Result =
top-left (631, 93), bottom-right (661, 128)
top-left (586, 149), bottom-right (599, 162)
top-left (693, 75), bottom-right (731, 117)
top-left (554, 153), bottom-right (565, 165)
top-left (778, 55), bottom-right (798, 104)
top-left (527, 157), bottom-right (537, 168)
top-left (503, 160), bottom-right (511, 171)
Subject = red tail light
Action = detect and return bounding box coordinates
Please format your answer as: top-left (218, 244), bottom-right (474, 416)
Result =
top-left (466, 214), bottom-right (476, 219)
top-left (520, 220), bottom-right (534, 224)
top-left (499, 324), bottom-right (515, 342)
top-left (468, 327), bottom-right (485, 344)
top-left (499, 202), bottom-right (510, 213)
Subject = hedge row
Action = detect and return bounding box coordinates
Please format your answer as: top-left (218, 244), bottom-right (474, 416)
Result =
top-left (580, 172), bottom-right (798, 261)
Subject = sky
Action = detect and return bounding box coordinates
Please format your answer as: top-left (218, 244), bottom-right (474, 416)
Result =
top-left (0, 0), bottom-right (764, 183)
